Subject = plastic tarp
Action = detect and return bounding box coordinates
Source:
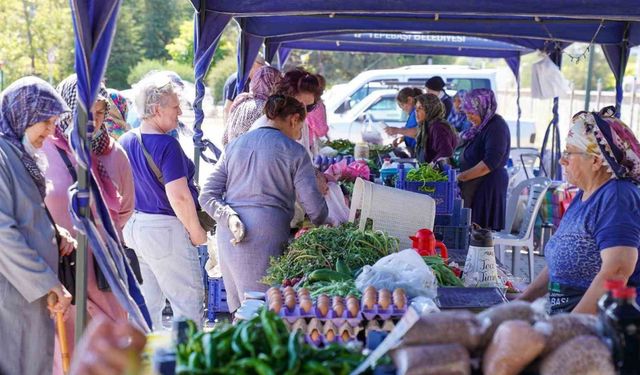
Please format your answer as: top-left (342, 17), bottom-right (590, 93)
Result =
top-left (68, 0), bottom-right (151, 334)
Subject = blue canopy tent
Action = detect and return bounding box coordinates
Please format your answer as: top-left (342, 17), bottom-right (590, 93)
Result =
top-left (68, 0), bottom-right (151, 340)
top-left (190, 2), bottom-right (640, 182)
top-left (264, 33), bottom-right (531, 147)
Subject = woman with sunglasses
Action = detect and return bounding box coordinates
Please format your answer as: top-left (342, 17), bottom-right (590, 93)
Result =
top-left (200, 94), bottom-right (328, 313)
top-left (519, 108), bottom-right (640, 315)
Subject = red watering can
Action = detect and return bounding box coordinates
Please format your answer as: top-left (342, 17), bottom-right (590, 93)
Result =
top-left (410, 228), bottom-right (448, 258)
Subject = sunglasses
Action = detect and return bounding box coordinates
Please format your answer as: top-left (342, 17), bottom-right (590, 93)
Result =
top-left (306, 102), bottom-right (317, 112)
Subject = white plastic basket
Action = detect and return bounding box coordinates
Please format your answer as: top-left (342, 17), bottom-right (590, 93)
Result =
top-left (349, 178), bottom-right (436, 249)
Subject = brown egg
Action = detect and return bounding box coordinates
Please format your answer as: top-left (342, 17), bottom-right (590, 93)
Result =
top-left (364, 295), bottom-right (376, 310)
top-left (283, 286), bottom-right (295, 296)
top-left (299, 298), bottom-right (313, 313)
top-left (346, 299), bottom-right (360, 317)
top-left (298, 288), bottom-right (310, 298)
top-left (393, 288), bottom-right (406, 309)
top-left (317, 300), bottom-right (329, 317)
top-left (325, 329), bottom-right (336, 342)
top-left (364, 285), bottom-right (377, 295)
top-left (310, 330), bottom-right (321, 342)
top-left (341, 330), bottom-right (351, 342)
top-left (269, 300), bottom-right (281, 314)
top-left (378, 289), bottom-right (391, 309)
top-left (285, 294), bottom-right (297, 311)
top-left (333, 302), bottom-right (345, 316)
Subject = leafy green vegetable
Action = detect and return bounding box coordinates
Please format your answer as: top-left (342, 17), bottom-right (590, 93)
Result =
top-left (264, 223), bottom-right (398, 285)
top-left (325, 139), bottom-right (355, 155)
top-left (423, 256), bottom-right (464, 287)
top-left (306, 279), bottom-right (362, 299)
top-left (405, 164), bottom-right (448, 193)
top-left (176, 309), bottom-right (366, 375)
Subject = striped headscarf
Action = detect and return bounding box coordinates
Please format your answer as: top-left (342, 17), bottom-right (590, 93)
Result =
top-left (460, 88), bottom-right (497, 141)
top-left (0, 76), bottom-right (69, 197)
top-left (54, 75), bottom-right (120, 211)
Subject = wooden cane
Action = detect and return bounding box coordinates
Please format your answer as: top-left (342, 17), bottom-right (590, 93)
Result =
top-left (48, 292), bottom-right (70, 374)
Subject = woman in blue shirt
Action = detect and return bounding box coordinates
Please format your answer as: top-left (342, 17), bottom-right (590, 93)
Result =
top-left (384, 87), bottom-right (422, 155)
top-left (520, 108), bottom-right (640, 314)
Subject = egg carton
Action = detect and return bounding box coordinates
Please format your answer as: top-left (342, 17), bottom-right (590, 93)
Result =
top-left (360, 297), bottom-right (408, 320)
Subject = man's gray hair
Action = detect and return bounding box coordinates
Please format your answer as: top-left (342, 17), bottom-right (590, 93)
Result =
top-left (134, 74), bottom-right (180, 119)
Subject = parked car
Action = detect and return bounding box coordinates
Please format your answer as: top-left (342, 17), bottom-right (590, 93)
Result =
top-left (328, 88), bottom-right (537, 147)
top-left (324, 65), bottom-right (498, 126)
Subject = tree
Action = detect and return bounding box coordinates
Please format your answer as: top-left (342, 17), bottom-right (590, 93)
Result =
top-left (0, 0), bottom-right (74, 86)
top-left (104, 0), bottom-right (144, 89)
top-left (139, 0), bottom-right (184, 61)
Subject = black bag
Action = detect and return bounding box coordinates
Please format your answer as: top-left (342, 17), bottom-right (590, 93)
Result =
top-left (59, 252), bottom-right (76, 305)
top-left (197, 209), bottom-right (216, 233)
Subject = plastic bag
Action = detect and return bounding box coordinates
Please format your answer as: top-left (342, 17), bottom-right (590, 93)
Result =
top-left (324, 159), bottom-right (371, 182)
top-left (531, 55), bottom-right (570, 99)
top-left (355, 249), bottom-right (437, 299)
top-left (324, 182), bottom-right (349, 226)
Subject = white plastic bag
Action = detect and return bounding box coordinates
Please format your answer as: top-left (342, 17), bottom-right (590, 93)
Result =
top-left (325, 182), bottom-right (349, 226)
top-left (355, 249), bottom-right (438, 299)
top-left (531, 55), bottom-right (570, 99)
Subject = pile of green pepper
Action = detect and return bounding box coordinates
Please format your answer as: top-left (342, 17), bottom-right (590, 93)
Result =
top-left (325, 139), bottom-right (355, 155)
top-left (176, 308), bottom-right (367, 375)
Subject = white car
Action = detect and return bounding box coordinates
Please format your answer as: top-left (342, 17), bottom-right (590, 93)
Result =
top-left (328, 88), bottom-right (538, 147)
top-left (328, 89), bottom-right (404, 144)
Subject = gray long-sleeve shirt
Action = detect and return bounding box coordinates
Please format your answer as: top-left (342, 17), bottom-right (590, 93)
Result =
top-left (200, 127), bottom-right (328, 226)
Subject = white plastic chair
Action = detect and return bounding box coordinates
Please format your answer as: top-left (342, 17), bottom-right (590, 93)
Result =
top-left (493, 177), bottom-right (551, 282)
top-left (349, 178), bottom-right (436, 249)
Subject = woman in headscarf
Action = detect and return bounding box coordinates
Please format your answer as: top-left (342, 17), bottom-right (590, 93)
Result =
top-left (454, 88), bottom-right (510, 231)
top-left (0, 77), bottom-right (72, 374)
top-left (519, 108), bottom-right (640, 314)
top-left (448, 89), bottom-right (472, 133)
top-left (104, 89), bottom-right (131, 140)
top-left (42, 75), bottom-right (132, 374)
top-left (414, 93), bottom-right (458, 164)
top-left (222, 65), bottom-right (282, 146)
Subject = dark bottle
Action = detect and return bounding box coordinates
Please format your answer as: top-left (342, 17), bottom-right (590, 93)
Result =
top-left (605, 286), bottom-right (640, 374)
top-left (599, 279), bottom-right (627, 323)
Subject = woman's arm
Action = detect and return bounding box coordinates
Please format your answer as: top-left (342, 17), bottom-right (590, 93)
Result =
top-left (518, 266), bottom-right (549, 302)
top-left (385, 126), bottom-right (418, 138)
top-left (572, 246), bottom-right (638, 314)
top-left (294, 154), bottom-right (329, 225)
top-left (457, 161), bottom-right (491, 182)
top-left (166, 177), bottom-right (206, 246)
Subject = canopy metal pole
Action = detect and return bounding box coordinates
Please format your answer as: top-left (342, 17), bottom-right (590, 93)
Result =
top-left (584, 46), bottom-right (595, 111)
top-left (74, 105), bottom-right (90, 343)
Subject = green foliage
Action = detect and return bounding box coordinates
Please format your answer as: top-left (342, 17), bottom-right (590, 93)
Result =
top-left (207, 53), bottom-right (236, 103)
top-left (105, 0), bottom-right (144, 89)
top-left (127, 59), bottom-right (194, 86)
top-left (0, 0), bottom-right (74, 87)
top-left (166, 20), bottom-right (195, 65)
top-left (561, 44), bottom-right (615, 91)
top-left (139, 0), bottom-right (184, 61)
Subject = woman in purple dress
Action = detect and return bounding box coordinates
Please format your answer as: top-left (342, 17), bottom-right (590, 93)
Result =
top-left (454, 89), bottom-right (510, 231)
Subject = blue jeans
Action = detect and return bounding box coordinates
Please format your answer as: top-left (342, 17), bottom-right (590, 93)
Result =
top-left (124, 212), bottom-right (204, 330)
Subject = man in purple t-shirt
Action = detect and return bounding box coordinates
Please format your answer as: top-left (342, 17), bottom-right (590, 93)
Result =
top-left (120, 74), bottom-right (206, 329)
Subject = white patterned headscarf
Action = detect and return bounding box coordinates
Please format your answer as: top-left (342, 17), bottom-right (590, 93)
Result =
top-left (0, 76), bottom-right (69, 197)
top-left (568, 109), bottom-right (640, 184)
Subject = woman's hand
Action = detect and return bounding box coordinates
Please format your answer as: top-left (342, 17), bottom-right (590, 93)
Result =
top-left (384, 126), bottom-right (399, 136)
top-left (47, 284), bottom-right (72, 317)
top-left (57, 225), bottom-right (77, 256)
top-left (315, 170), bottom-right (329, 195)
top-left (69, 316), bottom-right (146, 375)
top-left (228, 215), bottom-right (245, 246)
top-left (189, 226), bottom-right (208, 247)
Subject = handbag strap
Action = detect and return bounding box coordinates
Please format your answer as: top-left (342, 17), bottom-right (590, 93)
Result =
top-left (55, 145), bottom-right (78, 181)
top-left (133, 129), bottom-right (165, 185)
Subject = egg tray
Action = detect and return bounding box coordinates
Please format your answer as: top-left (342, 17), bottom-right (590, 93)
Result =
top-left (267, 295), bottom-right (363, 326)
top-left (305, 334), bottom-right (359, 348)
top-left (360, 297), bottom-right (408, 321)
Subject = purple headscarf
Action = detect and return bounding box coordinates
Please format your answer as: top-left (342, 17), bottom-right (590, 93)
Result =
top-left (0, 76), bottom-right (69, 197)
top-left (460, 88), bottom-right (497, 142)
top-left (223, 66), bottom-right (282, 145)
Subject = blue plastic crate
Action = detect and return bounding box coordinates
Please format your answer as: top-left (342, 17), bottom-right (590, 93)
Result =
top-left (434, 199), bottom-right (471, 227)
top-left (207, 277), bottom-right (229, 321)
top-left (434, 224), bottom-right (470, 251)
top-left (396, 165), bottom-right (457, 214)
